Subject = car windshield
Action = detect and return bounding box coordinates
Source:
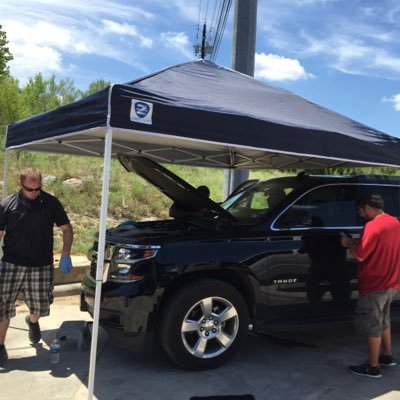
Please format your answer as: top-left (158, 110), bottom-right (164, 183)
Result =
top-left (220, 179), bottom-right (297, 224)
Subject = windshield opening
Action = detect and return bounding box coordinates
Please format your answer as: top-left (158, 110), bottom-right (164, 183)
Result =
top-left (220, 180), bottom-right (297, 224)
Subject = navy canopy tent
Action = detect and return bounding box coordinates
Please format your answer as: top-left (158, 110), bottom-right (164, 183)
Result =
top-left (5, 59), bottom-right (400, 400)
top-left (6, 59), bottom-right (400, 169)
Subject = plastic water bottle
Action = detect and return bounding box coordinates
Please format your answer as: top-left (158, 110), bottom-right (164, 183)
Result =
top-left (50, 339), bottom-right (60, 364)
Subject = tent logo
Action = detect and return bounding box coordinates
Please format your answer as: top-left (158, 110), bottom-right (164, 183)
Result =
top-left (135, 102), bottom-right (150, 118)
top-left (130, 100), bottom-right (153, 125)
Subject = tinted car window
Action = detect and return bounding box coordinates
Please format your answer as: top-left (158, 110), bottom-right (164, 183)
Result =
top-left (276, 184), bottom-right (358, 229)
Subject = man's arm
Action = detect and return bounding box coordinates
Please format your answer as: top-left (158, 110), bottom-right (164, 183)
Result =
top-left (0, 230), bottom-right (4, 242)
top-left (59, 223), bottom-right (73, 256)
top-left (340, 237), bottom-right (363, 261)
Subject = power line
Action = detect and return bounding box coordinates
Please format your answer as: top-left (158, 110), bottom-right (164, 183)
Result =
top-left (193, 0), bottom-right (232, 61)
top-left (207, 0), bottom-right (218, 48)
top-left (210, 0), bottom-right (232, 61)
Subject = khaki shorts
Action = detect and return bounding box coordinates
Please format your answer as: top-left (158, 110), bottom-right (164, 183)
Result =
top-left (0, 261), bottom-right (54, 321)
top-left (355, 288), bottom-right (397, 337)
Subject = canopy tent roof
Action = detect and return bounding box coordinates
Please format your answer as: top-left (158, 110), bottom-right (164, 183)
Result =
top-left (6, 59), bottom-right (400, 169)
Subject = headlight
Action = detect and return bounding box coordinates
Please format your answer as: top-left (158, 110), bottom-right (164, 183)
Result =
top-left (115, 246), bottom-right (158, 262)
top-left (108, 245), bottom-right (159, 283)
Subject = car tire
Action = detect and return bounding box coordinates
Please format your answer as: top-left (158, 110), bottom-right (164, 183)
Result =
top-left (159, 279), bottom-right (249, 370)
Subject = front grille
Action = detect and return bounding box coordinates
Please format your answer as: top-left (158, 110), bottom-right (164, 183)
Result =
top-left (89, 260), bottom-right (97, 279)
top-left (89, 243), bottom-right (115, 279)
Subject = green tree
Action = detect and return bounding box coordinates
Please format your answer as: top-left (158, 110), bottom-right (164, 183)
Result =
top-left (79, 79), bottom-right (111, 97)
top-left (0, 76), bottom-right (27, 121)
top-left (0, 25), bottom-right (13, 79)
top-left (0, 77), bottom-right (28, 149)
top-left (47, 75), bottom-right (81, 105)
top-left (21, 73), bottom-right (80, 115)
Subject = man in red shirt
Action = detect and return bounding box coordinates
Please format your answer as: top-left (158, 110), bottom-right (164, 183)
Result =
top-left (341, 194), bottom-right (400, 378)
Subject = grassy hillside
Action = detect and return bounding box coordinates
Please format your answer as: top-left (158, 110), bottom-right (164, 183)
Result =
top-left (1, 151), bottom-right (282, 255)
top-left (3, 150), bottom-right (398, 257)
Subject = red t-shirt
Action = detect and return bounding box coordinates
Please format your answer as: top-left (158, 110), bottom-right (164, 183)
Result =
top-left (355, 213), bottom-right (400, 295)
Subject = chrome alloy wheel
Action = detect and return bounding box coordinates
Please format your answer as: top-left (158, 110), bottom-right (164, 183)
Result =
top-left (180, 296), bottom-right (239, 359)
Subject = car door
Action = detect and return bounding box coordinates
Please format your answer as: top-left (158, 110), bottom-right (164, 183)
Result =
top-left (263, 183), bottom-right (361, 324)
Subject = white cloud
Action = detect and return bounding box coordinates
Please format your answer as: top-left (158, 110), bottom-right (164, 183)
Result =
top-left (3, 14), bottom-right (155, 84)
top-left (5, 20), bottom-right (74, 83)
top-left (255, 53), bottom-right (314, 81)
top-left (331, 39), bottom-right (369, 69)
top-left (0, 0), bottom-right (160, 84)
top-left (371, 52), bottom-right (400, 71)
top-left (101, 19), bottom-right (140, 36)
top-left (161, 32), bottom-right (193, 59)
top-left (383, 94), bottom-right (400, 111)
top-left (9, 43), bottom-right (65, 83)
top-left (296, 31), bottom-right (400, 79)
top-left (7, 20), bottom-right (73, 49)
top-left (332, 44), bottom-right (400, 78)
top-left (101, 20), bottom-right (153, 48)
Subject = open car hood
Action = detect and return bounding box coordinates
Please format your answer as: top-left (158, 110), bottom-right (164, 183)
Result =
top-left (118, 154), bottom-right (237, 223)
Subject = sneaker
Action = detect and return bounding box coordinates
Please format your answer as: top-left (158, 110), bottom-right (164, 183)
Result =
top-left (0, 345), bottom-right (8, 366)
top-left (347, 363), bottom-right (382, 378)
top-left (379, 354), bottom-right (397, 367)
top-left (25, 315), bottom-right (42, 344)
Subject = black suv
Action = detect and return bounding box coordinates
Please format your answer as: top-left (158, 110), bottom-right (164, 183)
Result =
top-left (80, 155), bottom-right (400, 369)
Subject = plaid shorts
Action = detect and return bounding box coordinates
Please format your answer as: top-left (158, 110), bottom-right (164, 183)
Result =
top-left (355, 288), bottom-right (397, 337)
top-left (0, 261), bottom-right (54, 321)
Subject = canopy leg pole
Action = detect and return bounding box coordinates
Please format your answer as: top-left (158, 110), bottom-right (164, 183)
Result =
top-left (87, 127), bottom-right (113, 400)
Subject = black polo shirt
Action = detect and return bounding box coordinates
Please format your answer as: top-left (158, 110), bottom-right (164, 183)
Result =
top-left (0, 190), bottom-right (70, 267)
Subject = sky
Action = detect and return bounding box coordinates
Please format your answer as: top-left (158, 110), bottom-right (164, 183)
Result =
top-left (1, 0), bottom-right (400, 138)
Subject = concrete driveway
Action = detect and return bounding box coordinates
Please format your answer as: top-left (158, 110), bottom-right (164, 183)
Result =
top-left (2, 294), bottom-right (400, 400)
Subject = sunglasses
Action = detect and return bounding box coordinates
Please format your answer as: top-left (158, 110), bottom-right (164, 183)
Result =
top-left (21, 183), bottom-right (42, 192)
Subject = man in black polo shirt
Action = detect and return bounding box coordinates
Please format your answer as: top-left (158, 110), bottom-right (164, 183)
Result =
top-left (0, 168), bottom-right (74, 366)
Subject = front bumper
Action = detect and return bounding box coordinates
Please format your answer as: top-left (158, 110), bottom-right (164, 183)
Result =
top-left (80, 273), bottom-right (157, 334)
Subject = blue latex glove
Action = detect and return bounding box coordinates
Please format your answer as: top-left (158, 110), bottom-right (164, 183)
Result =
top-left (118, 220), bottom-right (136, 227)
top-left (59, 255), bottom-right (73, 275)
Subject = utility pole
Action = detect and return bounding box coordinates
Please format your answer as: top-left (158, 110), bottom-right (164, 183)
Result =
top-left (201, 22), bottom-right (207, 59)
top-left (194, 21), bottom-right (212, 59)
top-left (223, 0), bottom-right (258, 199)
